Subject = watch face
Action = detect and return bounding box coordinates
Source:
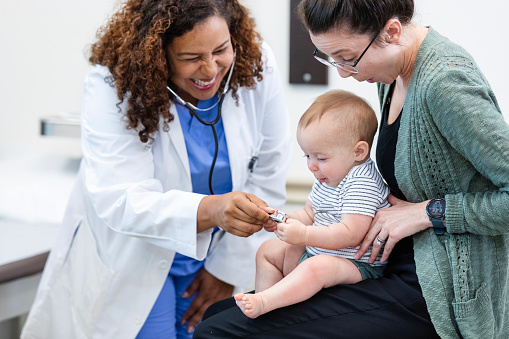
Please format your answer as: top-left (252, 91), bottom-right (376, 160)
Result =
top-left (428, 199), bottom-right (446, 218)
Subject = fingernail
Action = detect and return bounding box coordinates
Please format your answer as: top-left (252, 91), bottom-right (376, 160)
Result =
top-left (188, 326), bottom-right (194, 333)
top-left (181, 292), bottom-right (189, 298)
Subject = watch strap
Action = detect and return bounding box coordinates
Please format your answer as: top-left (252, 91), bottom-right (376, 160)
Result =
top-left (431, 219), bottom-right (446, 235)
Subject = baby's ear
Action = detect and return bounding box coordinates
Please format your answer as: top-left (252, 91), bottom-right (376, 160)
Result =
top-left (354, 141), bottom-right (370, 161)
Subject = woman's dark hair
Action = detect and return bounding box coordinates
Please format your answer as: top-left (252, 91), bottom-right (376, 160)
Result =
top-left (298, 0), bottom-right (414, 37)
top-left (89, 0), bottom-right (263, 143)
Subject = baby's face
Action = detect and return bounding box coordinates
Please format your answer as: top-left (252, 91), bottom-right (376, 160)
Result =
top-left (297, 116), bottom-right (357, 188)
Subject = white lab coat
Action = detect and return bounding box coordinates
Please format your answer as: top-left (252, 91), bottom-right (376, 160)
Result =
top-left (21, 42), bottom-right (291, 339)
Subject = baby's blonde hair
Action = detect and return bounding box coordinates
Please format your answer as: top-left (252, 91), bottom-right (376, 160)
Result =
top-left (298, 89), bottom-right (378, 148)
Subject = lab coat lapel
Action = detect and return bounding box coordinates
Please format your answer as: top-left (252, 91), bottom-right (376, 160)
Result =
top-left (167, 103), bottom-right (191, 180)
top-left (222, 96), bottom-right (248, 192)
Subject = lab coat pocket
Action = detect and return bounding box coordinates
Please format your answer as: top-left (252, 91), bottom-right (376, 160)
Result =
top-left (65, 219), bottom-right (114, 336)
top-left (452, 283), bottom-right (494, 338)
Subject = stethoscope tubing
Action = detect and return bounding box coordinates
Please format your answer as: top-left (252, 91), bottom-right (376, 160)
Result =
top-left (194, 93), bottom-right (225, 195)
top-left (166, 53), bottom-right (234, 195)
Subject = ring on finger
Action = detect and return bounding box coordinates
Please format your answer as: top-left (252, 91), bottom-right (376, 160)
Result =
top-left (376, 235), bottom-right (386, 246)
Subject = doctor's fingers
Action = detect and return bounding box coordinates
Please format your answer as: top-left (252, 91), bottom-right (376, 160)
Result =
top-left (245, 192), bottom-right (269, 209)
top-left (241, 192), bottom-right (272, 222)
top-left (181, 269), bottom-right (233, 332)
top-left (260, 205), bottom-right (277, 215)
top-left (223, 192), bottom-right (270, 224)
top-left (221, 220), bottom-right (263, 237)
top-left (263, 221), bottom-right (277, 233)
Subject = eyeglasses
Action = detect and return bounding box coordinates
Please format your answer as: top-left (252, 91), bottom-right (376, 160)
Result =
top-left (313, 34), bottom-right (378, 74)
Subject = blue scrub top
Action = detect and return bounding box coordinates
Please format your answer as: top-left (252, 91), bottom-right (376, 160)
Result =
top-left (170, 95), bottom-right (232, 276)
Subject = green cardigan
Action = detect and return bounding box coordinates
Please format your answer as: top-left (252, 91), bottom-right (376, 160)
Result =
top-left (378, 28), bottom-right (509, 338)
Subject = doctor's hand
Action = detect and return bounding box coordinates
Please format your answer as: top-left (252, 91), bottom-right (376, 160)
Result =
top-left (259, 206), bottom-right (278, 232)
top-left (180, 268), bottom-right (233, 333)
top-left (197, 192), bottom-right (269, 237)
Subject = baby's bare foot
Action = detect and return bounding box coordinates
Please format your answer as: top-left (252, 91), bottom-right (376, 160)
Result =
top-left (234, 292), bottom-right (267, 319)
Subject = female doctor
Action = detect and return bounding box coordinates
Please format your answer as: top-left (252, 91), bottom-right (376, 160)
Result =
top-left (21, 0), bottom-right (290, 338)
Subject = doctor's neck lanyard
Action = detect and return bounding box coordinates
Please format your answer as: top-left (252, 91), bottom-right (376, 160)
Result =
top-left (166, 52), bottom-right (235, 195)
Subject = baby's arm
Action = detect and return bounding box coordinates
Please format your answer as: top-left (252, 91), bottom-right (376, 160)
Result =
top-left (276, 212), bottom-right (372, 249)
top-left (286, 200), bottom-right (314, 226)
top-left (305, 213), bottom-right (373, 249)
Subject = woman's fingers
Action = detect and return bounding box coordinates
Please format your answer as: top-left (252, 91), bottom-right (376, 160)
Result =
top-left (380, 237), bottom-right (396, 263)
top-left (386, 193), bottom-right (404, 206)
top-left (354, 219), bottom-right (379, 259)
top-left (368, 229), bottom-right (390, 263)
top-left (358, 199), bottom-right (430, 262)
top-left (355, 207), bottom-right (397, 261)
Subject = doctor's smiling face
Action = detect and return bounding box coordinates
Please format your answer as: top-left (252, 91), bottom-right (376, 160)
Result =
top-left (166, 15), bottom-right (234, 106)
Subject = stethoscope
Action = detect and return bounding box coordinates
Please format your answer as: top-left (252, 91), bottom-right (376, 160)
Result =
top-left (166, 51), bottom-right (236, 195)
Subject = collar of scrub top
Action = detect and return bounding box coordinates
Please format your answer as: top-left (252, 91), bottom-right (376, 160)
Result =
top-left (166, 50), bottom-right (236, 113)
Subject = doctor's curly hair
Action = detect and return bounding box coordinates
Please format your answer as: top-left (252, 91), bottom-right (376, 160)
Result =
top-left (88, 0), bottom-right (263, 143)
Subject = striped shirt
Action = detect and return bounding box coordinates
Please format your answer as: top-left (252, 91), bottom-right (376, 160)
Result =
top-left (306, 158), bottom-right (390, 266)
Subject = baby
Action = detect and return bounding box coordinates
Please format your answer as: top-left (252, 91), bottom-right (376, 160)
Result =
top-left (235, 89), bottom-right (390, 318)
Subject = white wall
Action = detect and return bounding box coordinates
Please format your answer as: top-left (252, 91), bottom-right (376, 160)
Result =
top-left (244, 0), bottom-right (509, 183)
top-left (0, 0), bottom-right (119, 157)
top-left (0, 0), bottom-right (507, 184)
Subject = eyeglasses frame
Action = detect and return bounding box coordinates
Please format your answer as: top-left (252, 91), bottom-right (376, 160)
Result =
top-left (313, 33), bottom-right (379, 74)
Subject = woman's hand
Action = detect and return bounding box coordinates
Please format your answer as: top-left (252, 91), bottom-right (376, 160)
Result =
top-left (197, 192), bottom-right (269, 237)
top-left (274, 218), bottom-right (307, 245)
top-left (180, 268), bottom-right (234, 333)
top-left (354, 195), bottom-right (430, 263)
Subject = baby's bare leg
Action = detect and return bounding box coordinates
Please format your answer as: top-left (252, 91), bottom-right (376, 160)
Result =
top-left (236, 255), bottom-right (362, 318)
top-left (234, 239), bottom-right (304, 318)
top-left (254, 239), bottom-right (305, 292)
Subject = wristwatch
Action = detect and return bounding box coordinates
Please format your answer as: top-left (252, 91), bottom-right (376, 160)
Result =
top-left (426, 198), bottom-right (446, 235)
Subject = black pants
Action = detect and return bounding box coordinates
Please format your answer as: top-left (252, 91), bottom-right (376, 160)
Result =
top-left (193, 238), bottom-right (440, 339)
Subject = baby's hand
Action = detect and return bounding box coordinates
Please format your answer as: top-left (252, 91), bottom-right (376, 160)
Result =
top-left (275, 218), bottom-right (307, 245)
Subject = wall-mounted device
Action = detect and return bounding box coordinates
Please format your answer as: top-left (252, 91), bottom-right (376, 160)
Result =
top-left (289, 0), bottom-right (328, 85)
